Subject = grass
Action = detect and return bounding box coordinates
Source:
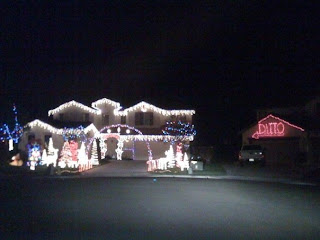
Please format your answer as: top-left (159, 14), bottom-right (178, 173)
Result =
top-left (150, 162), bottom-right (227, 176)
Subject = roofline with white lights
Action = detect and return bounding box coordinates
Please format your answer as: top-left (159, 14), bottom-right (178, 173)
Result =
top-left (114, 101), bottom-right (195, 116)
top-left (48, 98), bottom-right (195, 117)
top-left (48, 100), bottom-right (101, 116)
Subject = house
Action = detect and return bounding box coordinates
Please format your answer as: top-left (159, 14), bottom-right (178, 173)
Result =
top-left (19, 98), bottom-right (196, 161)
top-left (240, 97), bottom-right (320, 168)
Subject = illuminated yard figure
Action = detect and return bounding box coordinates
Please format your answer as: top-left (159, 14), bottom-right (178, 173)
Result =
top-left (68, 140), bottom-right (79, 168)
top-left (43, 137), bottom-right (59, 167)
top-left (182, 152), bottom-right (190, 171)
top-left (91, 139), bottom-right (99, 165)
top-left (78, 142), bottom-right (91, 172)
top-left (28, 143), bottom-right (41, 170)
top-left (167, 145), bottom-right (175, 168)
top-left (175, 143), bottom-right (183, 168)
top-left (58, 141), bottom-right (72, 168)
top-left (99, 138), bottom-right (107, 159)
top-left (115, 139), bottom-right (124, 160)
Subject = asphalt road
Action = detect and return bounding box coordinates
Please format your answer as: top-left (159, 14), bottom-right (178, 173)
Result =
top-left (1, 177), bottom-right (320, 240)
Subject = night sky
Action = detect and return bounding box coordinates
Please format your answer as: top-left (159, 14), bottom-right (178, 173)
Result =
top-left (1, 1), bottom-right (319, 145)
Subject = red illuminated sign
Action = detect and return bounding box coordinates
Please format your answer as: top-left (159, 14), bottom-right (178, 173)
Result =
top-left (252, 114), bottom-right (304, 139)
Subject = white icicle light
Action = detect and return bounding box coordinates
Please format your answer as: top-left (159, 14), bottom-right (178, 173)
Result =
top-left (27, 119), bottom-right (62, 134)
top-left (113, 101), bottom-right (195, 116)
top-left (48, 100), bottom-right (101, 116)
top-left (91, 98), bottom-right (121, 109)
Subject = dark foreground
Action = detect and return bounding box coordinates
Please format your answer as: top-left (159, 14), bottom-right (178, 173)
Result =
top-left (1, 177), bottom-right (320, 240)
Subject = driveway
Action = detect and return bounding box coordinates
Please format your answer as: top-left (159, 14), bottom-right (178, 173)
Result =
top-left (81, 160), bottom-right (149, 177)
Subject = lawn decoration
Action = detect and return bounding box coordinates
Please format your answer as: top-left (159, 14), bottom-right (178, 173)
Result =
top-left (78, 142), bottom-right (92, 172)
top-left (58, 141), bottom-right (72, 168)
top-left (28, 143), bottom-right (41, 170)
top-left (42, 137), bottom-right (59, 166)
top-left (68, 140), bottom-right (79, 168)
top-left (91, 139), bottom-right (99, 165)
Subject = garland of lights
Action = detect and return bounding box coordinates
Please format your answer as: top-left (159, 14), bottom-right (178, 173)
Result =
top-left (162, 121), bottom-right (196, 142)
top-left (62, 126), bottom-right (87, 142)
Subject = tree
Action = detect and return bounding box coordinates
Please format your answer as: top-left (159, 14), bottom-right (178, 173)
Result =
top-left (166, 145), bottom-right (176, 168)
top-left (91, 139), bottom-right (99, 165)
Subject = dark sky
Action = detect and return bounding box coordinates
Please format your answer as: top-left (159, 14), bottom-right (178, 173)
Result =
top-left (1, 1), bottom-right (319, 145)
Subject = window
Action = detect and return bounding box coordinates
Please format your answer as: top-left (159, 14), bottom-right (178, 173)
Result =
top-left (135, 112), bottom-right (153, 126)
top-left (121, 116), bottom-right (126, 124)
top-left (102, 114), bottom-right (109, 125)
top-left (83, 113), bottom-right (90, 122)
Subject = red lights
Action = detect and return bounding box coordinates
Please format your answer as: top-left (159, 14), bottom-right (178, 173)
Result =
top-left (252, 114), bottom-right (304, 139)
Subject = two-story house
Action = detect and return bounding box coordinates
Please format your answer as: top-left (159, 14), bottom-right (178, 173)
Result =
top-left (19, 98), bottom-right (195, 161)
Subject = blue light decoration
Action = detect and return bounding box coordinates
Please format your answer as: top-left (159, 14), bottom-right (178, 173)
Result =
top-left (162, 121), bottom-right (197, 142)
top-left (62, 126), bottom-right (87, 142)
top-left (0, 104), bottom-right (23, 143)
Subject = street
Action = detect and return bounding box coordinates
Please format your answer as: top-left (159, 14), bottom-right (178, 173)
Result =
top-left (1, 177), bottom-right (320, 239)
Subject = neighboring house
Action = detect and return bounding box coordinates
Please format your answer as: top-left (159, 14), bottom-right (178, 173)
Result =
top-left (19, 98), bottom-right (195, 161)
top-left (240, 97), bottom-right (320, 168)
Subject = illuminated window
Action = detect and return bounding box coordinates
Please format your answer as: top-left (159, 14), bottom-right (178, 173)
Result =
top-left (135, 112), bottom-right (153, 126)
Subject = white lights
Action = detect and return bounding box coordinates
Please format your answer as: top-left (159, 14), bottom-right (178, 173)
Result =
top-left (27, 119), bottom-right (62, 134)
top-left (91, 98), bottom-right (121, 109)
top-left (48, 100), bottom-right (101, 116)
top-left (113, 101), bottom-right (195, 116)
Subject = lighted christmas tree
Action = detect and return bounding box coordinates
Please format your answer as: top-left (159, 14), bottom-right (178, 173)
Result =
top-left (58, 141), bottom-right (72, 168)
top-left (91, 139), bottom-right (99, 165)
top-left (167, 145), bottom-right (176, 168)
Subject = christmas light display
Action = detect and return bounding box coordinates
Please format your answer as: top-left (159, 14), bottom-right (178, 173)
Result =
top-left (78, 142), bottom-right (92, 172)
top-left (113, 101), bottom-right (195, 116)
top-left (27, 119), bottom-right (62, 134)
top-left (68, 140), bottom-right (79, 168)
top-left (28, 143), bottom-right (41, 170)
top-left (162, 121), bottom-right (196, 142)
top-left (91, 139), bottom-right (99, 165)
top-left (63, 126), bottom-right (87, 142)
top-left (91, 98), bottom-right (121, 109)
top-left (175, 143), bottom-right (183, 169)
top-left (252, 114), bottom-right (304, 139)
top-left (115, 139), bottom-right (124, 160)
top-left (58, 141), bottom-right (72, 168)
top-left (182, 152), bottom-right (189, 171)
top-left (48, 100), bottom-right (101, 116)
top-left (0, 104), bottom-right (23, 143)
